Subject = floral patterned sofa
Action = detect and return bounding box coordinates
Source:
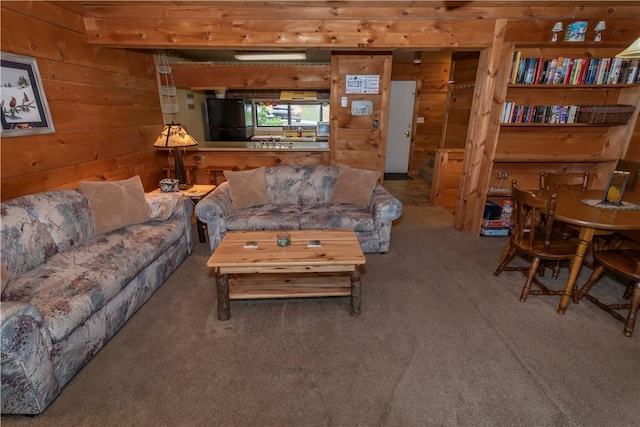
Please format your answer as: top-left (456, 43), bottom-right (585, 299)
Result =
top-left (0, 184), bottom-right (193, 414)
top-left (195, 165), bottom-right (403, 254)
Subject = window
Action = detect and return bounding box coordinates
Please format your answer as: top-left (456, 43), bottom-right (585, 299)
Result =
top-left (255, 101), bottom-right (330, 127)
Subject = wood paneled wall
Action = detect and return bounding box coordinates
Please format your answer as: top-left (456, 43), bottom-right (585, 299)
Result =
top-left (330, 53), bottom-right (393, 174)
top-left (626, 120), bottom-right (640, 161)
top-left (440, 53), bottom-right (481, 151)
top-left (3, 1), bottom-right (639, 203)
top-left (0, 2), bottom-right (164, 201)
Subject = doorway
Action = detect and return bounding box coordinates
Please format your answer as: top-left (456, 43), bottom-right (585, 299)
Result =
top-left (384, 80), bottom-right (416, 173)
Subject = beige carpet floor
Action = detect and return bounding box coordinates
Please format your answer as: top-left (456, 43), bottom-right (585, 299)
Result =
top-left (3, 206), bottom-right (639, 426)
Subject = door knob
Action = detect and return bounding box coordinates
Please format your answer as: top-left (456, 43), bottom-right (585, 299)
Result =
top-left (405, 130), bottom-right (410, 137)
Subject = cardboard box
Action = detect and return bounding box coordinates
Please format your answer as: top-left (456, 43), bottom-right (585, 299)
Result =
top-left (482, 218), bottom-right (510, 228)
top-left (480, 227), bottom-right (511, 236)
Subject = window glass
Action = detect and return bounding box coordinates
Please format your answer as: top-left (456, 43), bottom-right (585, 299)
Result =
top-left (255, 101), bottom-right (330, 127)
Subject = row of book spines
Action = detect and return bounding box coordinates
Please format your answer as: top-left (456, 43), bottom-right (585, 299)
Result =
top-left (509, 54), bottom-right (640, 86)
top-left (501, 103), bottom-right (580, 124)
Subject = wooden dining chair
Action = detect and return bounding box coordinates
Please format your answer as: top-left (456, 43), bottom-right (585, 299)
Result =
top-left (577, 236), bottom-right (640, 337)
top-left (494, 180), bottom-right (579, 302)
top-left (539, 171), bottom-right (593, 275)
top-left (540, 172), bottom-right (590, 192)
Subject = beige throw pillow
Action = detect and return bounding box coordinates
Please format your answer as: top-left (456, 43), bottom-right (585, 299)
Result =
top-left (80, 176), bottom-right (151, 235)
top-left (331, 165), bottom-right (380, 207)
top-left (223, 167), bottom-right (269, 210)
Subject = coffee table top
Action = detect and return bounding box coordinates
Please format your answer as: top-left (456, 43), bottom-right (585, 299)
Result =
top-left (207, 230), bottom-right (365, 271)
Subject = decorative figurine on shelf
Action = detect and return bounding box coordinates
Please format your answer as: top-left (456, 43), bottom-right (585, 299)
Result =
top-left (551, 22), bottom-right (563, 42)
top-left (594, 21), bottom-right (606, 42)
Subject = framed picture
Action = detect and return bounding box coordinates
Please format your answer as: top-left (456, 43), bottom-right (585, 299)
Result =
top-left (1, 52), bottom-right (55, 137)
top-left (564, 21), bottom-right (589, 42)
top-left (602, 170), bottom-right (630, 206)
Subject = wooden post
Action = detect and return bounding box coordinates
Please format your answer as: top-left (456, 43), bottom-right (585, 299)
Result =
top-left (455, 19), bottom-right (509, 235)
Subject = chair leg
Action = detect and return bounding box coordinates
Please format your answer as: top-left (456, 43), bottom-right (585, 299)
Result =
top-left (623, 282), bottom-right (640, 338)
top-left (520, 257), bottom-right (541, 302)
top-left (577, 264), bottom-right (606, 300)
top-left (552, 261), bottom-right (561, 279)
top-left (494, 242), bottom-right (516, 276)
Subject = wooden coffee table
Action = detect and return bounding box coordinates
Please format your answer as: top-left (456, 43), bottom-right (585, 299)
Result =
top-left (207, 230), bottom-right (366, 320)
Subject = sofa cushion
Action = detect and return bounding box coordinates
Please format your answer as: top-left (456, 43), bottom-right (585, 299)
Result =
top-left (80, 176), bottom-right (151, 235)
top-left (225, 204), bottom-right (301, 231)
top-left (299, 203), bottom-right (375, 232)
top-left (331, 165), bottom-right (380, 207)
top-left (266, 165), bottom-right (338, 205)
top-left (2, 219), bottom-right (185, 343)
top-left (224, 167), bottom-right (269, 210)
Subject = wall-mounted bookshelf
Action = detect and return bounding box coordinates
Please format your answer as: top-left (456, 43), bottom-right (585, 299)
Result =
top-left (478, 46), bottom-right (640, 223)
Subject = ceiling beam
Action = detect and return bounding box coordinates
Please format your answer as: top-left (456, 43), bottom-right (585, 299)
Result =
top-left (82, 2), bottom-right (640, 50)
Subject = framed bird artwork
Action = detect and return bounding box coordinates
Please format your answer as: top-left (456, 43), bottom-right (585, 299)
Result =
top-left (1, 51), bottom-right (55, 137)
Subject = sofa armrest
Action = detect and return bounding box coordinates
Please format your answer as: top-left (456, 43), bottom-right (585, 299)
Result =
top-left (195, 183), bottom-right (233, 252)
top-left (195, 183), bottom-right (233, 221)
top-left (369, 184), bottom-right (403, 225)
top-left (1, 302), bottom-right (59, 414)
top-left (166, 195), bottom-right (194, 252)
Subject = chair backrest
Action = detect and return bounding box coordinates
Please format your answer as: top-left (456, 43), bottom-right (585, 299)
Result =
top-left (511, 179), bottom-right (558, 252)
top-left (540, 172), bottom-right (590, 191)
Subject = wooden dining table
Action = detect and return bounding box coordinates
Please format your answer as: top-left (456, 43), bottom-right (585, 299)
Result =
top-left (537, 188), bottom-right (640, 315)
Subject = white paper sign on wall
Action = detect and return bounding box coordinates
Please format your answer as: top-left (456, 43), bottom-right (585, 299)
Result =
top-left (345, 75), bottom-right (380, 94)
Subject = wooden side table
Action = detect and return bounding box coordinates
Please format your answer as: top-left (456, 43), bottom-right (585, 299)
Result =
top-left (151, 184), bottom-right (216, 243)
top-left (163, 166), bottom-right (197, 185)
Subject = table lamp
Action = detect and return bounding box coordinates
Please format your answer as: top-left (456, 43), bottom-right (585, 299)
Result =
top-left (154, 123), bottom-right (198, 189)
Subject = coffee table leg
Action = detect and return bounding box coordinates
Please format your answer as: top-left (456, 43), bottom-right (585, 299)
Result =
top-left (350, 266), bottom-right (361, 316)
top-left (216, 270), bottom-right (230, 321)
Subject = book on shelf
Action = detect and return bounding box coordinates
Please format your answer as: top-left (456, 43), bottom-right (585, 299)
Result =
top-left (533, 58), bottom-right (545, 84)
top-left (626, 59), bottom-right (639, 84)
top-left (552, 57), bottom-right (564, 84)
top-left (595, 58), bottom-right (609, 84)
top-left (510, 50), bottom-right (522, 84)
top-left (526, 58), bottom-right (540, 84)
top-left (584, 58), bottom-right (600, 85)
top-left (562, 58), bottom-right (574, 85)
top-left (567, 105), bottom-right (579, 123)
top-left (607, 58), bottom-right (623, 85)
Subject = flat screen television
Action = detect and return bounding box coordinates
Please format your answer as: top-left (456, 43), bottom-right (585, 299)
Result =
top-left (316, 121), bottom-right (329, 140)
